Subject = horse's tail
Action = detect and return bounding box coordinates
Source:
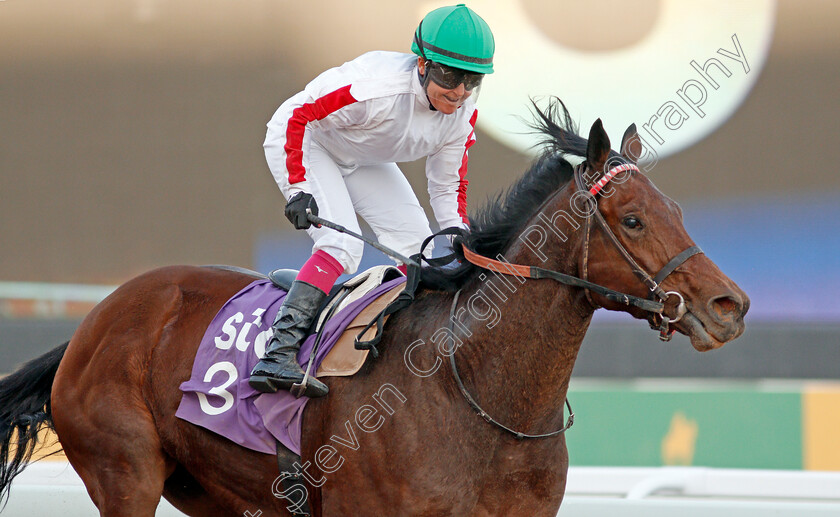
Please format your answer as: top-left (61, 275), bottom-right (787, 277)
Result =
top-left (0, 341), bottom-right (68, 504)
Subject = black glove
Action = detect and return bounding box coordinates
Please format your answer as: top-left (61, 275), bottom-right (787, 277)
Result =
top-left (284, 192), bottom-right (318, 229)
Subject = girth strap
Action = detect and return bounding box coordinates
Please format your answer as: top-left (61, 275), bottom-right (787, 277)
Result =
top-left (275, 442), bottom-right (311, 516)
top-left (354, 254), bottom-right (422, 356)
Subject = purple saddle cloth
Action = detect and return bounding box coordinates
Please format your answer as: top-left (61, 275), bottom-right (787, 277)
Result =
top-left (175, 276), bottom-right (405, 455)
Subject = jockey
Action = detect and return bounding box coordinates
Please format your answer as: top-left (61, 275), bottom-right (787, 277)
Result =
top-left (249, 4), bottom-right (494, 397)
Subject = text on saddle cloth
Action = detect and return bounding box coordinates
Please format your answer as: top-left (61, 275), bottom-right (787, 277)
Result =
top-left (175, 270), bottom-right (406, 456)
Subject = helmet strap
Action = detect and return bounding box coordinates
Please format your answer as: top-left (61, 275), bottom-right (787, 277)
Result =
top-left (415, 20), bottom-right (438, 111)
top-left (414, 20), bottom-right (427, 60)
top-left (417, 64), bottom-right (437, 111)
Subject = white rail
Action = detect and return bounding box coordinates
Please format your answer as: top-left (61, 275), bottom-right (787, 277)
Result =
top-left (7, 463), bottom-right (840, 516)
top-left (560, 466), bottom-right (840, 516)
top-left (0, 282), bottom-right (115, 303)
top-left (566, 466), bottom-right (840, 500)
top-left (0, 282), bottom-right (116, 318)
top-left (6, 462), bottom-right (182, 516)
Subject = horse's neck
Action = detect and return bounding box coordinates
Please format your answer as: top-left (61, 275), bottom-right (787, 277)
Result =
top-left (453, 214), bottom-right (593, 433)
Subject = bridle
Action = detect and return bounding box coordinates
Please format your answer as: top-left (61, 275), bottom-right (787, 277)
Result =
top-left (353, 161), bottom-right (703, 441)
top-left (461, 161), bottom-right (703, 342)
top-left (446, 160), bottom-right (703, 441)
top-left (573, 162), bottom-right (703, 340)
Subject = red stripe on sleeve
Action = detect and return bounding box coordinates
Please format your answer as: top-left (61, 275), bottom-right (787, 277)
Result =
top-left (456, 109), bottom-right (478, 225)
top-left (284, 85), bottom-right (358, 185)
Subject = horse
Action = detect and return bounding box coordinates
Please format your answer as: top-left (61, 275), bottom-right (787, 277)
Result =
top-left (0, 99), bottom-right (748, 516)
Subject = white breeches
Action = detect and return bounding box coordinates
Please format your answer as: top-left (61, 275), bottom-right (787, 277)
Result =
top-left (266, 140), bottom-right (434, 274)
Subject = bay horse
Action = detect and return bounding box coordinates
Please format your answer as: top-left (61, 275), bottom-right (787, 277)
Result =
top-left (0, 100), bottom-right (748, 516)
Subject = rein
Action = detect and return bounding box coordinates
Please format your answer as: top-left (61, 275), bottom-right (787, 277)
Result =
top-left (461, 162), bottom-right (703, 341)
top-left (461, 246), bottom-right (664, 313)
top-left (447, 290), bottom-right (574, 440)
top-left (342, 161), bottom-right (702, 442)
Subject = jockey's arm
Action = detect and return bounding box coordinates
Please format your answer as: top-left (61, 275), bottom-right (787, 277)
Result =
top-left (268, 81), bottom-right (369, 198)
top-left (426, 110), bottom-right (476, 231)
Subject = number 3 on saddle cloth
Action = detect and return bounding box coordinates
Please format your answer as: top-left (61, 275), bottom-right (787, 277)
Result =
top-left (175, 266), bottom-right (406, 456)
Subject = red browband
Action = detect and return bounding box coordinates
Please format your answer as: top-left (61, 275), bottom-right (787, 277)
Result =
top-left (460, 163), bottom-right (640, 273)
top-left (589, 163), bottom-right (639, 196)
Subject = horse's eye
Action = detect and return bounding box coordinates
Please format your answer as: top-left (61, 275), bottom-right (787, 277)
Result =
top-left (623, 216), bottom-right (643, 229)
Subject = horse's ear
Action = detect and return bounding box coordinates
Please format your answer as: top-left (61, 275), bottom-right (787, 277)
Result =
top-left (586, 118), bottom-right (611, 172)
top-left (620, 123), bottom-right (642, 164)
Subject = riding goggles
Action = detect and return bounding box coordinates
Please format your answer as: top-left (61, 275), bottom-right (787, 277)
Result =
top-left (425, 61), bottom-right (484, 91)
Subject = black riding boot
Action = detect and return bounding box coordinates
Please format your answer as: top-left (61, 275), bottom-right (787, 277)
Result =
top-left (249, 280), bottom-right (329, 397)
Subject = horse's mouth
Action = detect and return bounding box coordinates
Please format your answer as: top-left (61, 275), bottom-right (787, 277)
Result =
top-left (679, 310), bottom-right (745, 352)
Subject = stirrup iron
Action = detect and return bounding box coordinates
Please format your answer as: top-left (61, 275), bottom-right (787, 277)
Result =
top-left (290, 360), bottom-right (315, 398)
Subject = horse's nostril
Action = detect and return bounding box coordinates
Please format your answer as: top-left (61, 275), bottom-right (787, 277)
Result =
top-left (708, 294), bottom-right (742, 322)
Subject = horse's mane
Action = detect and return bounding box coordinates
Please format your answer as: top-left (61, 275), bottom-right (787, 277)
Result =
top-left (420, 98), bottom-right (623, 291)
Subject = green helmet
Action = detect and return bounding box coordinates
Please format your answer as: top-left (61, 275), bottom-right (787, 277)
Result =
top-left (411, 4), bottom-right (495, 75)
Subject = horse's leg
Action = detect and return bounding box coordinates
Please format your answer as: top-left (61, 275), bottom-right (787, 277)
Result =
top-left (144, 270), bottom-right (288, 515)
top-left (162, 464), bottom-right (234, 516)
top-left (52, 280), bottom-right (184, 516)
top-left (53, 267), bottom-right (285, 516)
top-left (153, 384), bottom-right (292, 516)
top-left (55, 402), bottom-right (173, 516)
top-left (470, 437), bottom-right (569, 516)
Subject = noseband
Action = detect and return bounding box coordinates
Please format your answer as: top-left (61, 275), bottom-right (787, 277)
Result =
top-left (461, 162), bottom-right (703, 341)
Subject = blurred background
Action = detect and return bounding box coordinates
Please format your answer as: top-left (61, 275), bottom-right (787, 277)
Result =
top-left (2, 0), bottom-right (839, 472)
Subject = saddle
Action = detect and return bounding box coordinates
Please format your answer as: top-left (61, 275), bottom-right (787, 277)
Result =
top-left (268, 265), bottom-right (406, 377)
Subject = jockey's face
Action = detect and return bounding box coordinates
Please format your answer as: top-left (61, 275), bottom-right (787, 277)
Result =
top-left (418, 58), bottom-right (474, 115)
